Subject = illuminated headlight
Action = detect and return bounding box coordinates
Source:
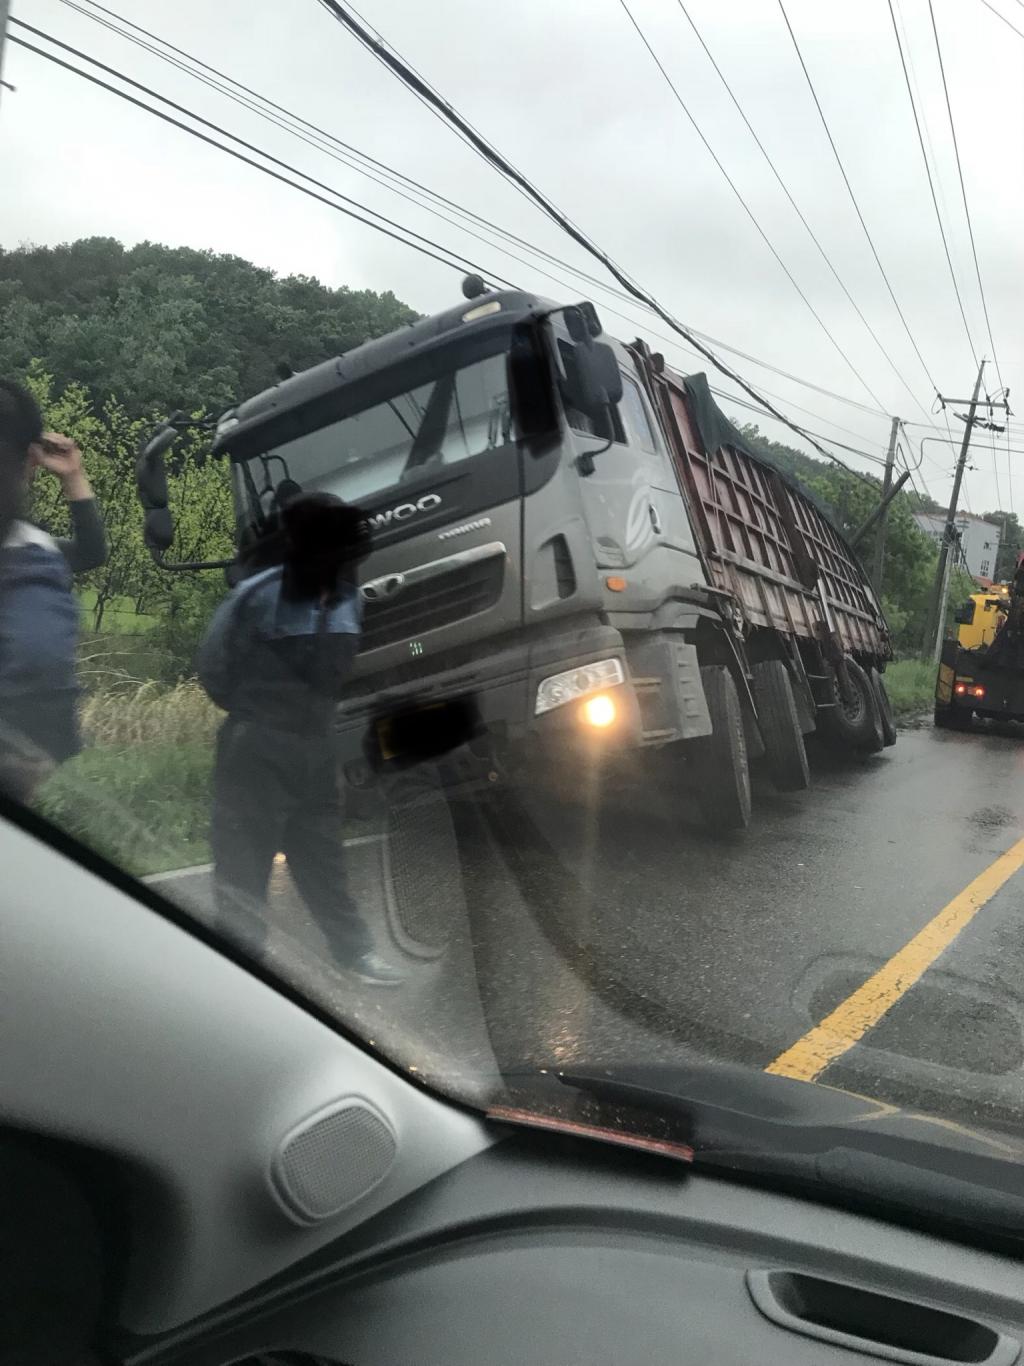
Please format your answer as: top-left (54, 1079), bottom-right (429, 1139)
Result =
top-left (535, 658), bottom-right (625, 716)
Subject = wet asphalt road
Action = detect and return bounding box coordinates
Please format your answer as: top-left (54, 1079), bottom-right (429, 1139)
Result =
top-left (153, 716), bottom-right (1024, 1133)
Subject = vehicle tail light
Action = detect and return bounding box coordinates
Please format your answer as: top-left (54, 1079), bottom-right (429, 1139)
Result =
top-left (971, 685), bottom-right (986, 698)
top-left (955, 683), bottom-right (967, 695)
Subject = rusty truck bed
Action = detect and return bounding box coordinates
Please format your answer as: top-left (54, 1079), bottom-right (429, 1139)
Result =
top-left (631, 344), bottom-right (892, 662)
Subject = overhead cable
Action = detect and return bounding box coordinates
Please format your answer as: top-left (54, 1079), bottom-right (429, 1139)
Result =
top-left (11, 17), bottom-right (895, 481)
top-left (673, 0), bottom-right (934, 424)
top-left (928, 0), bottom-right (1005, 397)
top-left (774, 0), bottom-right (943, 398)
top-left (314, 0), bottom-right (886, 466)
top-left (9, 20), bottom-right (518, 289)
top-left (61, 0), bottom-right (900, 428)
top-left (883, 0), bottom-right (980, 368)
top-left (6, 30), bottom-right (517, 286)
top-left (978, 0), bottom-right (1024, 40)
top-left (615, 0), bottom-right (886, 412)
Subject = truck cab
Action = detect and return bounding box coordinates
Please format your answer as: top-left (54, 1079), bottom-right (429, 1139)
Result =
top-left (198, 284), bottom-right (715, 786)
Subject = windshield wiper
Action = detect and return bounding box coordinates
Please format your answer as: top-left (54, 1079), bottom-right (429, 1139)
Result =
top-left (556, 1064), bottom-right (1024, 1249)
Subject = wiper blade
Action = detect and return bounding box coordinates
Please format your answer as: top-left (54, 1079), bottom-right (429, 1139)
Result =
top-left (557, 1064), bottom-right (1024, 1244)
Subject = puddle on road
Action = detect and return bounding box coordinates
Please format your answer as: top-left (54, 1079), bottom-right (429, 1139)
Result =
top-left (967, 805), bottom-right (1016, 832)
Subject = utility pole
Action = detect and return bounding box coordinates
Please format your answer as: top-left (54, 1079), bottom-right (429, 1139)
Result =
top-left (924, 360), bottom-right (1010, 661)
top-left (871, 415), bottom-right (901, 591)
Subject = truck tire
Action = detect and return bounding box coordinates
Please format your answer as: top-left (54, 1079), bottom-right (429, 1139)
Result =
top-left (819, 659), bottom-right (885, 753)
top-left (869, 667), bottom-right (897, 747)
top-left (751, 659), bottom-right (810, 792)
top-left (695, 665), bottom-right (752, 831)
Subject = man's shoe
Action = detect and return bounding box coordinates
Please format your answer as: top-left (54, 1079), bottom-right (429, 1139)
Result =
top-left (350, 950), bottom-right (404, 986)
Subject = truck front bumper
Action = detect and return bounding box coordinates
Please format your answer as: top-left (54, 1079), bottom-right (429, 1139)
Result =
top-left (333, 621), bottom-right (643, 776)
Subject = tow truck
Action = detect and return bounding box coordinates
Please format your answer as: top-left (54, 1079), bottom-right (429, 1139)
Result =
top-left (935, 557), bottom-right (1024, 730)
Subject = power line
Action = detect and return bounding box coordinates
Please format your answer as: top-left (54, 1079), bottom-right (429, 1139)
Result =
top-left (6, 30), bottom-right (516, 285)
top-left (883, 0), bottom-right (979, 368)
top-left (672, 0), bottom-right (934, 424)
top-left (928, 0), bottom-right (1005, 397)
top-left (927, 0), bottom-right (1011, 512)
top-left (978, 0), bottom-right (1024, 40)
top-left (314, 0), bottom-right (893, 469)
top-left (10, 15), bottom-right (898, 487)
top-left (57, 0), bottom-right (903, 432)
top-left (61, 0), bottom-right (658, 307)
top-left (615, 0), bottom-right (887, 412)
top-left (774, 0), bottom-right (942, 398)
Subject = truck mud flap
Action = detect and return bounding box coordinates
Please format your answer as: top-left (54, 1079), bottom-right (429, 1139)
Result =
top-left (624, 634), bottom-right (712, 745)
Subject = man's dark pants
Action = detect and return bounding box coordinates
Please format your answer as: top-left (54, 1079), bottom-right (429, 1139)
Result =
top-left (211, 716), bottom-right (374, 962)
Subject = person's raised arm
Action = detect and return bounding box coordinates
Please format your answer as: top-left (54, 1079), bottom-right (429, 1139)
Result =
top-left (29, 433), bottom-right (108, 573)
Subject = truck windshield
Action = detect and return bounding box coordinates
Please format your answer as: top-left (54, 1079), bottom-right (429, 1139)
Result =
top-left (239, 349), bottom-right (511, 515)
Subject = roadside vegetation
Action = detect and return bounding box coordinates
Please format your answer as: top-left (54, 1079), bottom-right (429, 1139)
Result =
top-left (884, 658), bottom-right (936, 717)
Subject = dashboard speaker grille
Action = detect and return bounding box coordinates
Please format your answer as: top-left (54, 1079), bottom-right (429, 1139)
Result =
top-left (271, 1100), bottom-right (397, 1224)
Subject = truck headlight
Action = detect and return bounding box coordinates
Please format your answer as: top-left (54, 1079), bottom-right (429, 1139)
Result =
top-left (535, 658), bottom-right (625, 715)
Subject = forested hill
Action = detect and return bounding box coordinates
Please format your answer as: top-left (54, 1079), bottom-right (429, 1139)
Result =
top-left (0, 237), bottom-right (418, 416)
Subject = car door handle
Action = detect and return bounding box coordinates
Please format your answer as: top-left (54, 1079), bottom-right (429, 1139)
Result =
top-left (648, 503), bottom-right (662, 535)
top-left (747, 1270), bottom-right (1019, 1366)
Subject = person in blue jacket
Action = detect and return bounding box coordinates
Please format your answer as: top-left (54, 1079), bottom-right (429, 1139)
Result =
top-left (197, 490), bottom-right (401, 985)
top-left (0, 380), bottom-right (108, 801)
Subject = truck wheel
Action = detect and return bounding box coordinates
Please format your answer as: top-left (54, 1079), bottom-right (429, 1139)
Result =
top-left (751, 659), bottom-right (810, 792)
top-left (869, 667), bottom-right (897, 747)
top-left (695, 665), bottom-right (752, 831)
top-left (820, 659), bottom-right (885, 753)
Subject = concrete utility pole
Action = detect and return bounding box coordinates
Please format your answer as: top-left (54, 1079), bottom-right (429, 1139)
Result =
top-left (924, 359), bottom-right (1010, 662)
top-left (871, 415), bottom-right (901, 591)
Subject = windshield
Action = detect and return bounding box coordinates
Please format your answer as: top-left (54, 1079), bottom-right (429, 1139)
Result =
top-left (242, 349), bottom-right (513, 516)
top-left (5, 0), bottom-right (1024, 1235)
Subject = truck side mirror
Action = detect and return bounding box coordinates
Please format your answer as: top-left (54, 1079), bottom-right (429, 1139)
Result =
top-left (136, 425), bottom-right (176, 561)
top-left (954, 600), bottom-right (976, 626)
top-left (135, 421), bottom-right (234, 572)
top-left (559, 333), bottom-right (623, 420)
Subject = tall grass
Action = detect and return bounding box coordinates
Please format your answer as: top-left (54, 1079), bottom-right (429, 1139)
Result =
top-left (884, 657), bottom-right (935, 716)
top-left (36, 678), bottom-right (221, 876)
top-left (81, 678), bottom-right (220, 747)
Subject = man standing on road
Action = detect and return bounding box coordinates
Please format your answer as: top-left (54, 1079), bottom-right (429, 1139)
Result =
top-left (0, 380), bottom-right (108, 801)
top-left (197, 490), bottom-right (402, 985)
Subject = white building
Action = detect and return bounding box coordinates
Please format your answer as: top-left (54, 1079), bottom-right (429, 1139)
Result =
top-left (913, 512), bottom-right (1002, 580)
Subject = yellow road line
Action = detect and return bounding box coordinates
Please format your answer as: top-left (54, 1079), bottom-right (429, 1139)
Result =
top-left (766, 835), bottom-right (1024, 1084)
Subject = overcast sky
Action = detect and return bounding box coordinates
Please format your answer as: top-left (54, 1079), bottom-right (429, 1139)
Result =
top-left (3, 0), bottom-right (1023, 517)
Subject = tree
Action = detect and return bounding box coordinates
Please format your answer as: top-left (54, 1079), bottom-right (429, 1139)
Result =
top-left (0, 238), bottom-right (418, 417)
top-left (980, 510), bottom-right (1022, 582)
top-left (24, 367), bottom-right (233, 637)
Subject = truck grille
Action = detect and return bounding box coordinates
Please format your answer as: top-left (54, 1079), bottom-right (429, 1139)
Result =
top-left (359, 553), bottom-right (504, 653)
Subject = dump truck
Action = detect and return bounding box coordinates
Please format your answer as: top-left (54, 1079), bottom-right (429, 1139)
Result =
top-left (137, 280), bottom-right (895, 830)
top-left (935, 557), bottom-right (1024, 730)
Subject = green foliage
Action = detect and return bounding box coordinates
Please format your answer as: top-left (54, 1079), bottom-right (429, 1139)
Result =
top-left (36, 740), bottom-right (213, 875)
top-left (0, 238), bottom-right (418, 416)
top-left (883, 659), bottom-right (936, 716)
top-left (24, 367), bottom-right (235, 642)
top-left (4, 237), bottom-right (419, 676)
top-left (980, 509), bottom-right (1022, 582)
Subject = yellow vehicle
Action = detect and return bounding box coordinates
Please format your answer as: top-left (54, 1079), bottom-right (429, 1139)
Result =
top-left (955, 586), bottom-right (1010, 651)
top-left (936, 560), bottom-right (1024, 729)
